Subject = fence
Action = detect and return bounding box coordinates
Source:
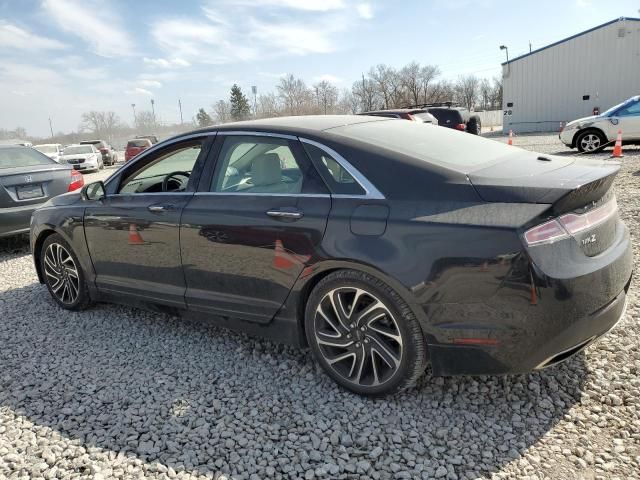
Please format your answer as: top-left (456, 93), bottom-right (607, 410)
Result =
top-left (475, 110), bottom-right (502, 127)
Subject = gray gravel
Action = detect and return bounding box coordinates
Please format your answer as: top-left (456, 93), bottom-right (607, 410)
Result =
top-left (0, 134), bottom-right (639, 479)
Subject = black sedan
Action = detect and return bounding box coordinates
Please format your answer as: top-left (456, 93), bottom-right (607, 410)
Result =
top-left (30, 116), bottom-right (633, 396)
top-left (1, 145), bottom-right (84, 238)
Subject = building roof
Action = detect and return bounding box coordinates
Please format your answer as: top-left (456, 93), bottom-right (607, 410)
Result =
top-left (502, 17), bottom-right (640, 65)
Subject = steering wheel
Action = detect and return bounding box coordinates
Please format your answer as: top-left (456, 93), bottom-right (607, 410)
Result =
top-left (162, 171), bottom-right (190, 192)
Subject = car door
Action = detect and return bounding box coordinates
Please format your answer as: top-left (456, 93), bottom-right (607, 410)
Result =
top-left (180, 132), bottom-right (331, 323)
top-left (83, 134), bottom-right (214, 308)
top-left (615, 100), bottom-right (640, 140)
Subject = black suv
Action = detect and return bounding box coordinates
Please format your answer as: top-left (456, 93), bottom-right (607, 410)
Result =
top-left (79, 140), bottom-right (118, 166)
top-left (405, 102), bottom-right (482, 135)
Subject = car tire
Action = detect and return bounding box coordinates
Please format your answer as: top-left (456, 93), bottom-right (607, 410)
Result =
top-left (305, 270), bottom-right (427, 396)
top-left (40, 233), bottom-right (93, 311)
top-left (468, 117), bottom-right (481, 135)
top-left (576, 129), bottom-right (606, 153)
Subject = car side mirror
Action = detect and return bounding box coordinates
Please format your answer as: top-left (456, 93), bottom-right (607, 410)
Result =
top-left (82, 181), bottom-right (106, 201)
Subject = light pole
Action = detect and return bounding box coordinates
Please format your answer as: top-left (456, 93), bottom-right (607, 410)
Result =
top-left (131, 103), bottom-right (136, 127)
top-left (251, 86), bottom-right (257, 118)
top-left (150, 99), bottom-right (156, 125)
top-left (500, 45), bottom-right (510, 76)
top-left (48, 117), bottom-right (54, 138)
top-left (178, 99), bottom-right (183, 125)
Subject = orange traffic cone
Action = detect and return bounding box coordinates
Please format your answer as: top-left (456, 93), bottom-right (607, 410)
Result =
top-left (611, 130), bottom-right (623, 158)
top-left (128, 223), bottom-right (145, 245)
top-left (507, 129), bottom-right (513, 146)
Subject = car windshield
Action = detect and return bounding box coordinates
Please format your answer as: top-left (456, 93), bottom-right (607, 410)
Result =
top-left (601, 98), bottom-right (636, 116)
top-left (35, 145), bottom-right (57, 153)
top-left (0, 147), bottom-right (54, 169)
top-left (64, 146), bottom-right (93, 154)
top-left (329, 119), bottom-right (516, 170)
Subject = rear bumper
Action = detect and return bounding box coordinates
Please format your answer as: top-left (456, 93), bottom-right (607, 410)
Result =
top-left (429, 276), bottom-right (631, 375)
top-left (427, 221), bottom-right (633, 376)
top-left (0, 204), bottom-right (42, 238)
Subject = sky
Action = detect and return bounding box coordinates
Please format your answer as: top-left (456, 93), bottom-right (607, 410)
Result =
top-left (0, 0), bottom-right (639, 137)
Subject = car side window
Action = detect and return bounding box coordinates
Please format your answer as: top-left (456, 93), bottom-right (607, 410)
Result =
top-left (617, 101), bottom-right (640, 117)
top-left (119, 140), bottom-right (203, 194)
top-left (210, 136), bottom-right (306, 194)
top-left (302, 142), bottom-right (365, 195)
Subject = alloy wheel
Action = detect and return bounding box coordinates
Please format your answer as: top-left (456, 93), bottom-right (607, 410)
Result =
top-left (43, 242), bottom-right (80, 305)
top-left (580, 133), bottom-right (601, 152)
top-left (313, 287), bottom-right (403, 387)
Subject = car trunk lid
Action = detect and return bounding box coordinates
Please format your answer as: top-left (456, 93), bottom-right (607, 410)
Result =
top-left (0, 164), bottom-right (72, 209)
top-left (468, 153), bottom-right (620, 257)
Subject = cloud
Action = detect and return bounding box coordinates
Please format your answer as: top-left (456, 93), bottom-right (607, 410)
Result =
top-left (138, 79), bottom-right (162, 88)
top-left (313, 74), bottom-right (343, 84)
top-left (259, 71), bottom-right (287, 79)
top-left (356, 3), bottom-right (373, 19)
top-left (229, 0), bottom-right (345, 11)
top-left (143, 57), bottom-right (191, 68)
top-left (149, 1), bottom-right (367, 65)
top-left (125, 87), bottom-right (153, 97)
top-left (575, 0), bottom-right (591, 6)
top-left (0, 21), bottom-right (66, 51)
top-left (41, 0), bottom-right (134, 57)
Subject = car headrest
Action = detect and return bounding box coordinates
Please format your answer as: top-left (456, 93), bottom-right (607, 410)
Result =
top-left (251, 153), bottom-right (282, 186)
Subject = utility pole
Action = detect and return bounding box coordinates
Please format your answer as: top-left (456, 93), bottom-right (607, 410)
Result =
top-left (361, 73), bottom-right (367, 111)
top-left (131, 103), bottom-right (136, 127)
top-left (48, 117), bottom-right (54, 138)
top-left (178, 99), bottom-right (183, 124)
top-left (150, 99), bottom-right (156, 125)
top-left (529, 41), bottom-right (532, 53)
top-left (251, 86), bottom-right (257, 118)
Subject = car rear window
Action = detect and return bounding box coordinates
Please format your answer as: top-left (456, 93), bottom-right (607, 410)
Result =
top-left (427, 108), bottom-right (463, 125)
top-left (128, 140), bottom-right (150, 148)
top-left (328, 119), bottom-right (515, 170)
top-left (0, 147), bottom-right (54, 169)
top-left (412, 112), bottom-right (435, 122)
top-left (64, 146), bottom-right (93, 154)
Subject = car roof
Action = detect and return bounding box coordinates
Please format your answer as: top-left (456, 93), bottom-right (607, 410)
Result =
top-left (80, 139), bottom-right (104, 143)
top-left (34, 143), bottom-right (60, 147)
top-left (360, 109), bottom-right (427, 114)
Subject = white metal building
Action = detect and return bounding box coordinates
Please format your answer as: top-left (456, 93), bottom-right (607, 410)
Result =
top-left (502, 17), bottom-right (640, 133)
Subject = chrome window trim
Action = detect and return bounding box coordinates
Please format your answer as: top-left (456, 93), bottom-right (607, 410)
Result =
top-left (107, 192), bottom-right (195, 198)
top-left (194, 192), bottom-right (330, 198)
top-left (298, 137), bottom-right (385, 200)
top-left (218, 130), bottom-right (298, 140)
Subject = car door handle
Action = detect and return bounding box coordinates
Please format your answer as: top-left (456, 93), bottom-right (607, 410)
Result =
top-left (266, 209), bottom-right (304, 220)
top-left (148, 204), bottom-right (175, 212)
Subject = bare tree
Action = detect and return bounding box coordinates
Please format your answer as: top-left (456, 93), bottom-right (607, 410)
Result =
top-left (337, 89), bottom-right (359, 114)
top-left (454, 75), bottom-right (480, 110)
top-left (212, 100), bottom-right (231, 124)
top-left (313, 80), bottom-right (339, 114)
top-left (491, 76), bottom-right (503, 109)
top-left (420, 65), bottom-right (441, 103)
top-left (352, 77), bottom-right (377, 112)
top-left (479, 78), bottom-right (492, 110)
top-left (428, 80), bottom-right (455, 104)
top-left (80, 111), bottom-right (122, 139)
top-left (368, 64), bottom-right (403, 109)
top-left (135, 111), bottom-right (156, 133)
top-left (256, 93), bottom-right (280, 119)
top-left (277, 74), bottom-right (311, 115)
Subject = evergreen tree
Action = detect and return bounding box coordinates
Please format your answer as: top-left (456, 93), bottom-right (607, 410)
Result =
top-left (229, 84), bottom-right (251, 121)
top-left (196, 108), bottom-right (213, 127)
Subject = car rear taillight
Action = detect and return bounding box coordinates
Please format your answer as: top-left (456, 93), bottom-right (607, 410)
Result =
top-left (68, 170), bottom-right (84, 192)
top-left (455, 123), bottom-right (466, 131)
top-left (523, 196), bottom-right (618, 246)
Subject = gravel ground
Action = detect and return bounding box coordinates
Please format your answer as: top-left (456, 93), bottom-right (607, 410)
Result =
top-left (0, 134), bottom-right (639, 480)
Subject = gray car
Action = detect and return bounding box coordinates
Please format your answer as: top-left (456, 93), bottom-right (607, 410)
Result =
top-left (0, 145), bottom-right (84, 238)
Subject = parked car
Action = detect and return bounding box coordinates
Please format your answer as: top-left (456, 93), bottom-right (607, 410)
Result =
top-left (80, 140), bottom-right (118, 165)
top-left (60, 144), bottom-right (103, 172)
top-left (406, 102), bottom-right (482, 134)
top-left (135, 134), bottom-right (159, 144)
top-left (30, 116), bottom-right (632, 396)
top-left (560, 95), bottom-right (640, 152)
top-left (359, 108), bottom-right (438, 124)
top-left (1, 145), bottom-right (83, 238)
top-left (125, 138), bottom-right (152, 161)
top-left (34, 143), bottom-right (63, 163)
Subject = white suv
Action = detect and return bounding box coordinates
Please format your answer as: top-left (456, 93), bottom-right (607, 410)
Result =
top-left (560, 95), bottom-right (640, 153)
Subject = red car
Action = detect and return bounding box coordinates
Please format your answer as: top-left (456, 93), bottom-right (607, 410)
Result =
top-left (125, 138), bottom-right (152, 161)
